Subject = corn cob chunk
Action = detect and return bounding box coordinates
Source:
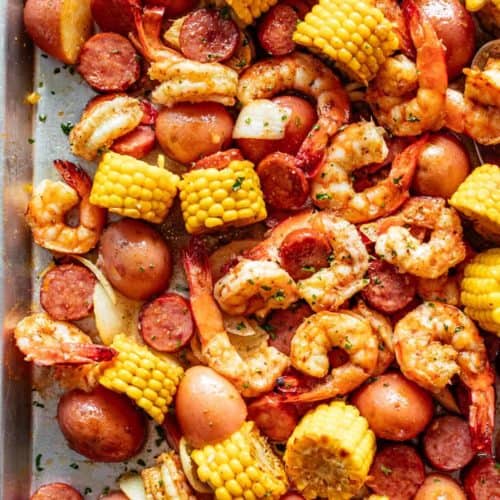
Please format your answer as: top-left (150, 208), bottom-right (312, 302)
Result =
top-left (142, 452), bottom-right (196, 500)
top-left (179, 160), bottom-right (267, 234)
top-left (449, 164), bottom-right (500, 242)
top-left (461, 248), bottom-right (500, 334)
top-left (90, 152), bottom-right (180, 224)
top-left (465, 0), bottom-right (488, 11)
top-left (224, 0), bottom-right (279, 26)
top-left (191, 421), bottom-right (288, 500)
top-left (99, 335), bottom-right (184, 423)
top-left (284, 401), bottom-right (376, 500)
top-left (293, 0), bottom-right (399, 84)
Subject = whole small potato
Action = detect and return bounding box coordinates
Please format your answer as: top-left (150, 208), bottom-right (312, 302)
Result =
top-left (57, 386), bottom-right (146, 462)
top-left (99, 219), bottom-right (172, 300)
top-left (414, 474), bottom-right (466, 500)
top-left (156, 102), bottom-right (234, 164)
top-left (351, 372), bottom-right (434, 441)
top-left (413, 133), bottom-right (471, 199)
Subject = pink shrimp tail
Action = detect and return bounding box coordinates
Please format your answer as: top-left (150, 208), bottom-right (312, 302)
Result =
top-left (295, 126), bottom-right (329, 178)
top-left (53, 160), bottom-right (92, 196)
top-left (392, 134), bottom-right (428, 188)
top-left (469, 385), bottom-right (495, 454)
top-left (183, 237), bottom-right (213, 296)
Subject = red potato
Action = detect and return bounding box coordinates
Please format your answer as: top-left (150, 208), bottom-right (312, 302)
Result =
top-left (111, 125), bottom-right (156, 159)
top-left (90, 0), bottom-right (140, 36)
top-left (236, 96), bottom-right (317, 164)
top-left (31, 483), bottom-right (83, 500)
top-left (57, 387), bottom-right (147, 462)
top-left (351, 372), bottom-right (434, 441)
top-left (144, 0), bottom-right (198, 17)
top-left (414, 474), bottom-right (466, 500)
top-left (156, 102), bottom-right (234, 164)
top-left (99, 219), bottom-right (172, 301)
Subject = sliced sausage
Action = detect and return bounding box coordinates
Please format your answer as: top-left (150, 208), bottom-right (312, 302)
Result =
top-left (282, 0), bottom-right (313, 18)
top-left (279, 228), bottom-right (332, 281)
top-left (77, 33), bottom-right (140, 93)
top-left (366, 444), bottom-right (425, 500)
top-left (31, 483), bottom-right (83, 500)
top-left (361, 259), bottom-right (417, 314)
top-left (258, 4), bottom-right (298, 56)
top-left (423, 415), bottom-right (474, 471)
top-left (139, 100), bottom-right (158, 126)
top-left (180, 8), bottom-right (240, 63)
top-left (257, 152), bottom-right (310, 211)
top-left (414, 474), bottom-right (466, 500)
top-left (266, 302), bottom-right (313, 356)
top-left (247, 393), bottom-right (299, 442)
top-left (463, 458), bottom-right (500, 500)
top-left (90, 0), bottom-right (140, 36)
top-left (192, 148), bottom-right (244, 170)
top-left (139, 293), bottom-right (194, 352)
top-left (40, 263), bottom-right (96, 321)
top-left (111, 125), bottom-right (156, 159)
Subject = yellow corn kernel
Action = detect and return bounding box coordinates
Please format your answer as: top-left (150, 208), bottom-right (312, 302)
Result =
top-left (284, 401), bottom-right (376, 499)
top-left (99, 335), bottom-right (184, 423)
top-left (449, 164), bottom-right (500, 243)
top-left (224, 0), bottom-right (279, 25)
top-left (465, 0), bottom-right (488, 11)
top-left (191, 422), bottom-right (288, 499)
top-left (178, 160), bottom-right (267, 234)
top-left (25, 91), bottom-right (41, 104)
top-left (90, 152), bottom-right (180, 224)
top-left (461, 248), bottom-right (500, 334)
top-left (293, 0), bottom-right (399, 83)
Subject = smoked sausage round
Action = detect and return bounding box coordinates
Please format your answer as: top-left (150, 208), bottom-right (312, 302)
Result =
top-left (257, 4), bottom-right (298, 56)
top-left (31, 483), bottom-right (83, 500)
top-left (111, 125), bottom-right (156, 159)
top-left (463, 458), bottom-right (500, 500)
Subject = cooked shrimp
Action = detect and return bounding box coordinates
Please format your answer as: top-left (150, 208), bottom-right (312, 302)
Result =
top-left (366, 2), bottom-right (447, 136)
top-left (237, 51), bottom-right (350, 176)
top-left (371, 197), bottom-right (466, 278)
top-left (26, 161), bottom-right (106, 254)
top-left (214, 259), bottom-right (300, 318)
top-left (14, 313), bottom-right (116, 366)
top-left (394, 302), bottom-right (495, 452)
top-left (284, 311), bottom-right (378, 403)
top-left (183, 239), bottom-right (289, 397)
top-left (312, 122), bottom-right (426, 223)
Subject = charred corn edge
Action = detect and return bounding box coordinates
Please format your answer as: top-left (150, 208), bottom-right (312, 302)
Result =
top-left (284, 401), bottom-right (376, 499)
top-left (224, 0), bottom-right (280, 25)
top-left (293, 0), bottom-right (399, 84)
top-left (191, 421), bottom-right (288, 500)
top-left (90, 152), bottom-right (180, 224)
top-left (98, 334), bottom-right (184, 423)
top-left (178, 160), bottom-right (267, 234)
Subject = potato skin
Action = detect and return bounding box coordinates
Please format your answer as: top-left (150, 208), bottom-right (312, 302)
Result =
top-left (57, 386), bottom-right (146, 462)
top-left (24, 0), bottom-right (93, 64)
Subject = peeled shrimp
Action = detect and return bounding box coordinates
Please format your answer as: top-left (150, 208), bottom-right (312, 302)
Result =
top-left (285, 311), bottom-right (379, 403)
top-left (312, 122), bottom-right (426, 223)
top-left (214, 259), bottom-right (300, 318)
top-left (394, 302), bottom-right (495, 452)
top-left (26, 161), bottom-right (106, 254)
top-left (69, 95), bottom-right (143, 160)
top-left (366, 2), bottom-right (447, 136)
top-left (237, 51), bottom-right (350, 176)
top-left (183, 239), bottom-right (289, 397)
top-left (14, 313), bottom-right (116, 366)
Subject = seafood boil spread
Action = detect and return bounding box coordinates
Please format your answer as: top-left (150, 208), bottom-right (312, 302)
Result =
top-left (15, 0), bottom-right (500, 498)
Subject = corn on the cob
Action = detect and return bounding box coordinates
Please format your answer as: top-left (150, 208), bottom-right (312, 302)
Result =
top-left (99, 335), bottom-right (184, 423)
top-left (141, 452), bottom-right (196, 500)
top-left (284, 401), bottom-right (376, 500)
top-left (224, 0), bottom-right (279, 26)
top-left (178, 160), bottom-right (267, 234)
top-left (293, 0), bottom-right (399, 84)
top-left (90, 152), bottom-right (179, 224)
top-left (449, 164), bottom-right (500, 242)
top-left (191, 421), bottom-right (288, 500)
top-left (465, 0), bottom-right (488, 11)
top-left (461, 248), bottom-right (500, 334)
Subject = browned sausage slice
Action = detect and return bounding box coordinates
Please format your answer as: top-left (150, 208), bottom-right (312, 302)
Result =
top-left (77, 33), bottom-right (140, 93)
top-left (257, 152), bottom-right (310, 211)
top-left (31, 483), bottom-right (83, 500)
top-left (111, 125), bottom-right (156, 159)
top-left (279, 228), bottom-right (332, 281)
top-left (91, 0), bottom-right (140, 36)
top-left (282, 0), bottom-right (313, 18)
top-left (361, 259), bottom-right (417, 314)
top-left (366, 444), bottom-right (425, 500)
top-left (258, 4), bottom-right (298, 56)
top-left (180, 8), bottom-right (240, 63)
top-left (40, 263), bottom-right (96, 321)
top-left (266, 302), bottom-right (313, 356)
top-left (423, 415), bottom-right (474, 472)
top-left (192, 148), bottom-right (244, 170)
top-left (247, 394), bottom-right (299, 442)
top-left (463, 458), bottom-right (500, 500)
top-left (139, 293), bottom-right (194, 352)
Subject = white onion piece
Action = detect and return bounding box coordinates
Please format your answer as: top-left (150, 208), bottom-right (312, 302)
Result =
top-left (119, 473), bottom-right (147, 500)
top-left (179, 438), bottom-right (213, 493)
top-left (233, 99), bottom-right (291, 140)
top-left (93, 283), bottom-right (143, 346)
top-left (73, 255), bottom-right (116, 305)
top-left (223, 314), bottom-right (262, 337)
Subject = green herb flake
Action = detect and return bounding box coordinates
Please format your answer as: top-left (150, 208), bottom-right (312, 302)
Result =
top-left (392, 175), bottom-right (403, 185)
top-left (35, 453), bottom-right (44, 472)
top-left (38, 114), bottom-right (47, 123)
top-left (232, 176), bottom-right (245, 191)
top-left (84, 487), bottom-right (92, 495)
top-left (60, 121), bottom-right (74, 135)
top-left (236, 322), bottom-right (246, 331)
top-left (316, 192), bottom-right (332, 201)
top-left (380, 464), bottom-right (392, 476)
top-left (69, 462), bottom-right (79, 469)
